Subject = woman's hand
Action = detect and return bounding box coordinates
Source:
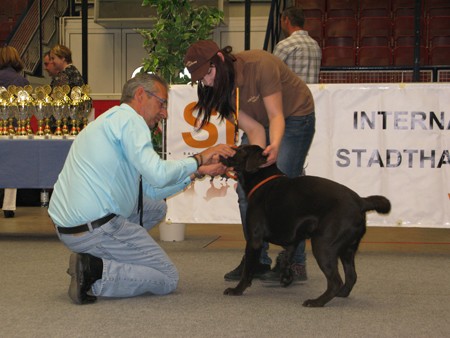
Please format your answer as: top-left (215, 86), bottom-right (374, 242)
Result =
top-left (262, 144), bottom-right (279, 167)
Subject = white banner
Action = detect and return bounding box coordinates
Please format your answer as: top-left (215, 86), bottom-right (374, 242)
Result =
top-left (166, 84), bottom-right (450, 228)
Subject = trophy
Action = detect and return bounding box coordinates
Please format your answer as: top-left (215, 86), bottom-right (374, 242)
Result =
top-left (15, 88), bottom-right (30, 136)
top-left (52, 88), bottom-right (65, 136)
top-left (42, 85), bottom-right (53, 135)
top-left (33, 87), bottom-right (48, 136)
top-left (24, 85), bottom-right (34, 135)
top-left (0, 84), bottom-right (93, 137)
top-left (5, 86), bottom-right (17, 135)
top-left (69, 86), bottom-right (82, 135)
top-left (61, 85), bottom-right (71, 135)
top-left (0, 87), bottom-right (10, 135)
top-left (80, 84), bottom-right (92, 130)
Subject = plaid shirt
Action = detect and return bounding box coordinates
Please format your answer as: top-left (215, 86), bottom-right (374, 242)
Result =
top-left (273, 30), bottom-right (322, 84)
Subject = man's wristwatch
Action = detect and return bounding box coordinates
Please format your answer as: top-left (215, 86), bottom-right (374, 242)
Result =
top-left (193, 170), bottom-right (205, 179)
top-left (190, 153), bottom-right (203, 168)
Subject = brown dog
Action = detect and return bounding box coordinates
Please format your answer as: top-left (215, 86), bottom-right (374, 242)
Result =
top-left (220, 145), bottom-right (391, 307)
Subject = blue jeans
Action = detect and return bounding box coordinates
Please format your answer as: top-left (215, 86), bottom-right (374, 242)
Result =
top-left (56, 198), bottom-right (178, 298)
top-left (237, 113), bottom-right (316, 265)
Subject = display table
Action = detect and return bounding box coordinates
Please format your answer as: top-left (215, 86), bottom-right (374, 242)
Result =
top-left (0, 139), bottom-right (73, 188)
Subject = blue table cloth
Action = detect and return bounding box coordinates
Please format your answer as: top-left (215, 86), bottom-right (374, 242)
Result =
top-left (0, 139), bottom-right (73, 188)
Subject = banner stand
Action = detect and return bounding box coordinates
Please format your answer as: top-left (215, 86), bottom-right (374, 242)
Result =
top-left (159, 222), bottom-right (186, 242)
top-left (166, 84), bottom-right (450, 228)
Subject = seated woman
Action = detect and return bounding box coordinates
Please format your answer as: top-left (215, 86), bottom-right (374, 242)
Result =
top-left (49, 44), bottom-right (84, 87)
top-left (0, 45), bottom-right (30, 218)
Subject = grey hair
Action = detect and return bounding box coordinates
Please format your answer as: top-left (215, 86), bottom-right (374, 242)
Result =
top-left (120, 73), bottom-right (168, 104)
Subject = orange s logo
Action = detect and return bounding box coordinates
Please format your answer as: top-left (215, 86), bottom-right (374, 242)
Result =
top-left (181, 102), bottom-right (236, 148)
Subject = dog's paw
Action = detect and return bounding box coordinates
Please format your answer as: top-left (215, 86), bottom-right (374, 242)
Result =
top-left (336, 287), bottom-right (351, 298)
top-left (302, 299), bottom-right (325, 307)
top-left (223, 288), bottom-right (243, 296)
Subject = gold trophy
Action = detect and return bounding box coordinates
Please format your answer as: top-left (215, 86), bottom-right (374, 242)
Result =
top-left (0, 84), bottom-right (93, 137)
top-left (61, 85), bottom-right (71, 135)
top-left (52, 88), bottom-right (65, 137)
top-left (15, 89), bottom-right (29, 136)
top-left (15, 86), bottom-right (35, 137)
top-left (24, 85), bottom-right (34, 135)
top-left (81, 84), bottom-right (92, 130)
top-left (42, 85), bottom-right (53, 136)
top-left (33, 87), bottom-right (47, 137)
top-left (69, 86), bottom-right (82, 136)
top-left (6, 85), bottom-right (18, 135)
top-left (0, 87), bottom-right (10, 136)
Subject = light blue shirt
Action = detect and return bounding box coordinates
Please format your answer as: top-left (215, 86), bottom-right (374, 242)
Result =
top-left (49, 103), bottom-right (196, 227)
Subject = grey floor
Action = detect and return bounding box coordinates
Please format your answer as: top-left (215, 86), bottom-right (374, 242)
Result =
top-left (1, 207), bottom-right (449, 338)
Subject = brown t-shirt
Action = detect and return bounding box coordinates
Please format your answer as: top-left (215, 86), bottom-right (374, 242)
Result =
top-left (233, 50), bottom-right (314, 127)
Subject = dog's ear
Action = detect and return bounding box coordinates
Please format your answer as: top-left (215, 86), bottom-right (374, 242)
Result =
top-left (244, 146), bottom-right (267, 172)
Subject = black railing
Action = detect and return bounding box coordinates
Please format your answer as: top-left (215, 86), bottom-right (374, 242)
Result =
top-left (319, 66), bottom-right (450, 83)
top-left (7, 0), bottom-right (69, 76)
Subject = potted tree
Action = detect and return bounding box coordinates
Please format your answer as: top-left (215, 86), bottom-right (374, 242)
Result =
top-left (137, 0), bottom-right (223, 156)
top-left (137, 0), bottom-right (223, 241)
top-left (138, 0), bottom-right (223, 84)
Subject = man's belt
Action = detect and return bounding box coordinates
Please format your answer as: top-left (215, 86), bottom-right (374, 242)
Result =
top-left (57, 214), bottom-right (117, 234)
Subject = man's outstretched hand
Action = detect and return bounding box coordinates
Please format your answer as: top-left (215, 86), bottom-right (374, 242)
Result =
top-left (199, 144), bottom-right (236, 165)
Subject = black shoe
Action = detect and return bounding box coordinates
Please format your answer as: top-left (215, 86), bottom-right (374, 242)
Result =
top-left (224, 255), bottom-right (271, 281)
top-left (3, 210), bottom-right (15, 218)
top-left (260, 251), bottom-right (307, 283)
top-left (67, 253), bottom-right (101, 305)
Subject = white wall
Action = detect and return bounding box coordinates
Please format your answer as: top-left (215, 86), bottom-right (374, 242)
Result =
top-left (216, 16), bottom-right (268, 52)
top-left (61, 18), bottom-right (143, 96)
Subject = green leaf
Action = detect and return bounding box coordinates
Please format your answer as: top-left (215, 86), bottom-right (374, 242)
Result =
top-left (137, 0), bottom-right (224, 85)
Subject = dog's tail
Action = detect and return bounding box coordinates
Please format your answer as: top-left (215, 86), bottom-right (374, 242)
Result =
top-left (361, 195), bottom-right (391, 214)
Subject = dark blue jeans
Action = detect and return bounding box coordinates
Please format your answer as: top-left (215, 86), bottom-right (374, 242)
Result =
top-left (236, 113), bottom-right (316, 265)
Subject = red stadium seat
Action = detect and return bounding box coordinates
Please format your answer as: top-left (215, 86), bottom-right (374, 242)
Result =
top-left (304, 17), bottom-right (324, 46)
top-left (322, 46), bottom-right (356, 66)
top-left (393, 16), bottom-right (426, 47)
top-left (430, 35), bottom-right (450, 48)
top-left (295, 0), bottom-right (326, 19)
top-left (392, 0), bottom-right (416, 17)
top-left (425, 0), bottom-right (450, 17)
top-left (358, 16), bottom-right (392, 46)
top-left (359, 0), bottom-right (391, 18)
top-left (427, 16), bottom-right (450, 47)
top-left (326, 0), bottom-right (358, 18)
top-left (393, 46), bottom-right (428, 66)
top-left (429, 46), bottom-right (450, 65)
top-left (357, 46), bottom-right (393, 66)
top-left (324, 16), bottom-right (357, 46)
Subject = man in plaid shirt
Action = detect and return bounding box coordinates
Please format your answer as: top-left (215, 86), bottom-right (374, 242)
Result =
top-left (274, 6), bottom-right (322, 84)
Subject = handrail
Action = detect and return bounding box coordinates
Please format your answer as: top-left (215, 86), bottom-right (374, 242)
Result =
top-left (7, 0), bottom-right (69, 75)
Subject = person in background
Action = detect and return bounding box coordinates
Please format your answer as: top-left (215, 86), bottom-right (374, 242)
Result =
top-left (43, 50), bottom-right (58, 80)
top-left (43, 50), bottom-right (59, 134)
top-left (48, 73), bottom-right (235, 304)
top-left (0, 46), bottom-right (30, 218)
top-left (273, 6), bottom-right (322, 84)
top-left (49, 44), bottom-right (84, 87)
top-left (49, 45), bottom-right (84, 134)
top-left (184, 40), bottom-right (315, 283)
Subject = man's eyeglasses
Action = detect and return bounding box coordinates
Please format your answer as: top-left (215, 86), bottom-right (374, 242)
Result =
top-left (145, 91), bottom-right (168, 109)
